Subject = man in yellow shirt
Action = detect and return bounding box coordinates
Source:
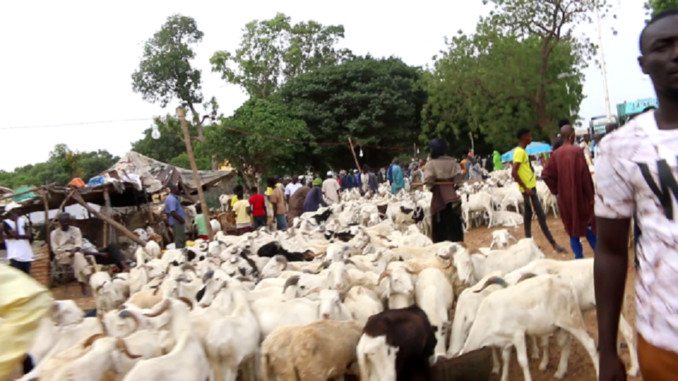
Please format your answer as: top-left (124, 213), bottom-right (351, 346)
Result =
top-left (512, 128), bottom-right (564, 253)
top-left (232, 186), bottom-right (252, 235)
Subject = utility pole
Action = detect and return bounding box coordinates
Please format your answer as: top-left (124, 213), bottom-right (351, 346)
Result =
top-left (595, 5), bottom-right (613, 123)
top-left (177, 107), bottom-right (213, 241)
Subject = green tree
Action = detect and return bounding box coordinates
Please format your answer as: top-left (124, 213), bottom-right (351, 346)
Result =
top-left (210, 13), bottom-right (352, 99)
top-left (645, 0), bottom-right (678, 17)
top-left (482, 0), bottom-right (605, 132)
top-left (278, 56), bottom-right (426, 169)
top-left (423, 28), bottom-right (584, 153)
top-left (132, 14), bottom-right (210, 140)
top-left (0, 145), bottom-right (118, 188)
top-left (203, 98), bottom-right (310, 186)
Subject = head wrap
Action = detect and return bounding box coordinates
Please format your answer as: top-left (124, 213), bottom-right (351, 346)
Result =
top-left (313, 178), bottom-right (323, 186)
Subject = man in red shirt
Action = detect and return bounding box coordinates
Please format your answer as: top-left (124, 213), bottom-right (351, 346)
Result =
top-left (248, 187), bottom-right (267, 229)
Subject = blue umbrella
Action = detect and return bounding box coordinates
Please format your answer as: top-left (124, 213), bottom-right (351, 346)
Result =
top-left (501, 142), bottom-right (552, 162)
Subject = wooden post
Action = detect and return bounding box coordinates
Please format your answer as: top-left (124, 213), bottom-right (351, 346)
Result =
top-left (103, 187), bottom-right (111, 247)
top-left (70, 192), bottom-right (145, 247)
top-left (42, 192), bottom-right (51, 253)
top-left (347, 137), bottom-right (362, 173)
top-left (177, 107), bottom-right (213, 241)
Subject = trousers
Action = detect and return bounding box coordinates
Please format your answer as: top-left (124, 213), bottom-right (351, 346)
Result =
top-left (172, 223), bottom-right (186, 248)
top-left (9, 259), bottom-right (31, 275)
top-left (569, 225), bottom-right (597, 259)
top-left (55, 251), bottom-right (92, 283)
top-left (639, 335), bottom-right (678, 381)
top-left (522, 189), bottom-right (556, 246)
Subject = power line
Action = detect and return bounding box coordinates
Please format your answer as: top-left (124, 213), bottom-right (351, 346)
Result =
top-left (0, 118), bottom-right (152, 131)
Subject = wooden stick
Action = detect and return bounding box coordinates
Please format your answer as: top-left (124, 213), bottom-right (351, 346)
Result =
top-left (103, 187), bottom-right (111, 247)
top-left (178, 107), bottom-right (213, 241)
top-left (42, 193), bottom-right (51, 253)
top-left (70, 192), bottom-right (145, 247)
top-left (347, 137), bottom-right (362, 173)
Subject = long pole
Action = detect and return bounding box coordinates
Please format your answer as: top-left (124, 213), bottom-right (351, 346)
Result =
top-left (70, 192), bottom-right (145, 246)
top-left (177, 107), bottom-right (213, 241)
top-left (347, 137), bottom-right (362, 173)
top-left (595, 6), bottom-right (613, 123)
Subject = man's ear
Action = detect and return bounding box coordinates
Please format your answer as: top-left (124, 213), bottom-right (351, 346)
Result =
top-left (638, 55), bottom-right (648, 75)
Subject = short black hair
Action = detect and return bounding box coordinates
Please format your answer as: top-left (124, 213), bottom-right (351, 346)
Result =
top-left (643, 105), bottom-right (657, 112)
top-left (267, 177), bottom-right (276, 187)
top-left (250, 186), bottom-right (258, 194)
top-left (639, 8), bottom-right (678, 53)
top-left (558, 118), bottom-right (570, 128)
top-left (516, 128), bottom-right (531, 140)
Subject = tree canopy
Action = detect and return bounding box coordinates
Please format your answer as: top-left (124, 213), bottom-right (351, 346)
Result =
top-left (132, 14), bottom-right (210, 140)
top-left (210, 13), bottom-right (352, 99)
top-left (645, 0), bottom-right (678, 17)
top-left (278, 56), bottom-right (426, 169)
top-left (203, 98), bottom-right (310, 185)
top-left (0, 145), bottom-right (118, 189)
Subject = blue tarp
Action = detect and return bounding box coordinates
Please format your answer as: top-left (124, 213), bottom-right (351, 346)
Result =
top-left (501, 142), bottom-right (552, 162)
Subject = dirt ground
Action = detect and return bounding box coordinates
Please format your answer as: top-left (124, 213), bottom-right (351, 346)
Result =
top-left (50, 215), bottom-right (640, 381)
top-left (464, 215), bottom-right (640, 381)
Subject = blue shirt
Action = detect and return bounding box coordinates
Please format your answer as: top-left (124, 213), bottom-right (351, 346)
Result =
top-left (303, 187), bottom-right (325, 213)
top-left (165, 193), bottom-right (186, 226)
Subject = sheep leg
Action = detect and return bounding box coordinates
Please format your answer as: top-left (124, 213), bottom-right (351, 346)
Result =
top-left (491, 347), bottom-right (501, 374)
top-left (500, 346), bottom-right (511, 381)
top-left (554, 330), bottom-right (571, 379)
top-left (513, 332), bottom-right (533, 381)
top-left (530, 335), bottom-right (540, 360)
top-left (560, 325), bottom-right (599, 378)
top-left (619, 314), bottom-right (639, 376)
top-left (538, 335), bottom-right (550, 371)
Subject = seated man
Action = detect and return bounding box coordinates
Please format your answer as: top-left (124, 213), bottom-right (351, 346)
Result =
top-left (50, 212), bottom-right (128, 296)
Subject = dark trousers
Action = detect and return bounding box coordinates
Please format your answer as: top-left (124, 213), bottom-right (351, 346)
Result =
top-left (522, 189), bottom-right (556, 246)
top-left (432, 202), bottom-right (464, 243)
top-left (10, 259), bottom-right (31, 274)
top-left (96, 244), bottom-right (127, 271)
top-left (253, 216), bottom-right (266, 229)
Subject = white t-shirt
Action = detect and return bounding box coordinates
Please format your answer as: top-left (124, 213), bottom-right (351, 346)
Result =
top-left (322, 178), bottom-right (341, 205)
top-left (595, 111), bottom-right (678, 353)
top-left (4, 216), bottom-right (34, 262)
top-left (285, 182), bottom-right (303, 198)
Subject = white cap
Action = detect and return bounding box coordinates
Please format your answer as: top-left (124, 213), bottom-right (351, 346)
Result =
top-left (326, 171), bottom-right (334, 177)
top-left (4, 201), bottom-right (21, 213)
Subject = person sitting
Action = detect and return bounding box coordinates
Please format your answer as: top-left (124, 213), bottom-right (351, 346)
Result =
top-left (50, 212), bottom-right (129, 296)
top-left (193, 203), bottom-right (209, 241)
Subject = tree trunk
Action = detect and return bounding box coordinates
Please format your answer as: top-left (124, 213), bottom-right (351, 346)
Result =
top-left (188, 103), bottom-right (205, 142)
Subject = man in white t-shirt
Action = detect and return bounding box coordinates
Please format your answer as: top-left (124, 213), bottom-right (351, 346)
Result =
top-left (595, 9), bottom-right (678, 381)
top-left (2, 202), bottom-right (33, 274)
top-left (284, 176), bottom-right (303, 203)
top-left (322, 171), bottom-right (341, 205)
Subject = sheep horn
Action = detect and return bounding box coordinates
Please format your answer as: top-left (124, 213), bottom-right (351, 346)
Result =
top-left (82, 333), bottom-right (108, 348)
top-left (283, 275), bottom-right (300, 293)
top-left (118, 310), bottom-right (141, 331)
top-left (116, 338), bottom-right (142, 359)
top-left (344, 259), bottom-right (357, 267)
top-left (516, 273), bottom-right (537, 284)
top-left (144, 299), bottom-right (170, 317)
top-left (308, 287), bottom-right (322, 294)
top-left (202, 269), bottom-right (215, 283)
top-left (96, 282), bottom-right (106, 293)
top-left (176, 297), bottom-right (194, 310)
top-left (474, 277), bottom-right (508, 293)
top-left (377, 270), bottom-right (392, 283)
top-left (405, 266), bottom-right (421, 275)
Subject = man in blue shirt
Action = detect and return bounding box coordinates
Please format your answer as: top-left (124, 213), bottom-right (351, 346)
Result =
top-left (165, 183), bottom-right (186, 248)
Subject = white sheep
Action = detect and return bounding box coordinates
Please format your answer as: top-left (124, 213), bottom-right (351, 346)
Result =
top-left (460, 275), bottom-right (599, 381)
top-left (414, 267), bottom-right (453, 356)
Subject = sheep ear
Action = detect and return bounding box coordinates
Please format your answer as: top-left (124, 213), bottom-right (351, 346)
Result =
top-left (338, 290), bottom-right (347, 302)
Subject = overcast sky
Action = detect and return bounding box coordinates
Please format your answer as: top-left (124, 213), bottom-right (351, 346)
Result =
top-left (0, 0), bottom-right (655, 172)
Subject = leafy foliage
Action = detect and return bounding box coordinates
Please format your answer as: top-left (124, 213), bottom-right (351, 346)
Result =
top-left (203, 98), bottom-right (310, 184)
top-left (0, 145), bottom-right (118, 188)
top-left (644, 0), bottom-right (678, 18)
top-left (423, 29), bottom-right (584, 153)
top-left (278, 56), bottom-right (426, 168)
top-left (131, 14), bottom-right (204, 108)
top-left (131, 116), bottom-right (211, 170)
top-left (210, 13), bottom-right (352, 99)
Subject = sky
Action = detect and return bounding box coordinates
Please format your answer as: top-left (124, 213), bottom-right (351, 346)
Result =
top-left (0, 0), bottom-right (656, 172)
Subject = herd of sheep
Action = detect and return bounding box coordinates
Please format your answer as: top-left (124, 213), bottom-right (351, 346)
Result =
top-left (20, 170), bottom-right (638, 381)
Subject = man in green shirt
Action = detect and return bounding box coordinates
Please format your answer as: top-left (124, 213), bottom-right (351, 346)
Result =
top-left (193, 204), bottom-right (209, 241)
top-left (512, 128), bottom-right (564, 253)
